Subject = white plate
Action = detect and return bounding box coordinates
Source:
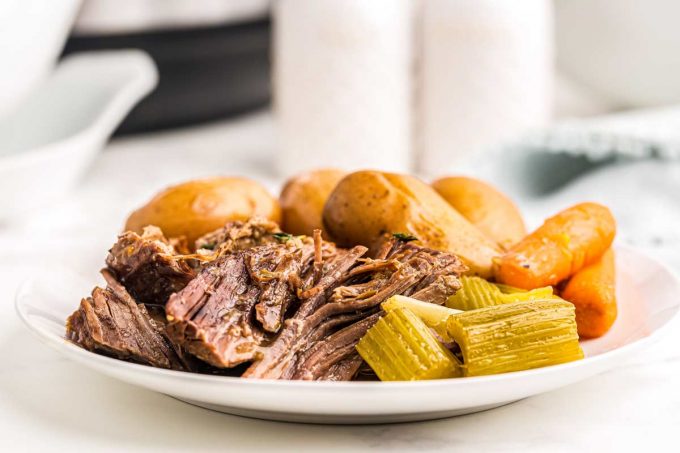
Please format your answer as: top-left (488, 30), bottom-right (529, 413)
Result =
top-left (15, 245), bottom-right (680, 424)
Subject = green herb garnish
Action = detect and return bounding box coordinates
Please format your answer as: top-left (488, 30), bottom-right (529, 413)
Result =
top-left (272, 232), bottom-right (294, 242)
top-left (201, 242), bottom-right (217, 250)
top-left (392, 232), bottom-right (418, 242)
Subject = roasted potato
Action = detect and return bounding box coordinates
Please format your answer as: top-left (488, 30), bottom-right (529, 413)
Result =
top-left (323, 171), bottom-right (502, 277)
top-left (125, 177), bottom-right (281, 245)
top-left (432, 176), bottom-right (526, 250)
top-left (280, 168), bottom-right (346, 236)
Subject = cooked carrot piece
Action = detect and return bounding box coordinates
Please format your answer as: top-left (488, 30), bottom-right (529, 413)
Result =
top-left (494, 202), bottom-right (616, 289)
top-left (561, 248), bottom-right (617, 338)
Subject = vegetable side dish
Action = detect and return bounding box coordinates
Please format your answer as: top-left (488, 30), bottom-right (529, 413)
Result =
top-left (65, 170), bottom-right (617, 381)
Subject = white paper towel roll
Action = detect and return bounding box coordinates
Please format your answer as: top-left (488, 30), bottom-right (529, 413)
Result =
top-left (418, 0), bottom-right (553, 176)
top-left (274, 0), bottom-right (413, 177)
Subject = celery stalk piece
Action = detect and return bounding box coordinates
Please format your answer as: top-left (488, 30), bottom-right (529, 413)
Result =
top-left (447, 276), bottom-right (556, 311)
top-left (498, 286), bottom-right (554, 303)
top-left (382, 295), bottom-right (461, 342)
top-left (495, 283), bottom-right (526, 294)
top-left (356, 308), bottom-right (462, 381)
top-left (446, 300), bottom-right (584, 377)
top-left (446, 276), bottom-right (503, 310)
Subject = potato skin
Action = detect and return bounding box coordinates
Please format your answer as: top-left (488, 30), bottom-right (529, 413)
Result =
top-left (280, 168), bottom-right (346, 236)
top-left (125, 177), bottom-right (281, 245)
top-left (432, 176), bottom-right (526, 250)
top-left (323, 171), bottom-right (502, 277)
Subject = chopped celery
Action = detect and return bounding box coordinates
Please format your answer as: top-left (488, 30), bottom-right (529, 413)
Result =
top-left (356, 308), bottom-right (462, 381)
top-left (498, 286), bottom-right (554, 303)
top-left (446, 300), bottom-right (584, 376)
top-left (447, 276), bottom-right (555, 310)
top-left (446, 276), bottom-right (503, 310)
top-left (382, 295), bottom-right (461, 342)
top-left (494, 283), bottom-right (525, 294)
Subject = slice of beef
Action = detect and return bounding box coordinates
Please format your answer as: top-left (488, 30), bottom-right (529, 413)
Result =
top-left (66, 271), bottom-right (186, 370)
top-left (195, 217), bottom-right (282, 253)
top-left (293, 312), bottom-right (380, 381)
top-left (317, 355), bottom-right (364, 381)
top-left (101, 271), bottom-right (199, 371)
top-left (165, 252), bottom-right (263, 368)
top-left (106, 226), bottom-right (196, 306)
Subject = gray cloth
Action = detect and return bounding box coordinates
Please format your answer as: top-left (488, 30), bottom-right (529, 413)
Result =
top-left (459, 107), bottom-right (680, 271)
top-left (505, 105), bottom-right (680, 195)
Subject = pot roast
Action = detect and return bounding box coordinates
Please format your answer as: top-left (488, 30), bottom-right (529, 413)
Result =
top-left (67, 218), bottom-right (466, 381)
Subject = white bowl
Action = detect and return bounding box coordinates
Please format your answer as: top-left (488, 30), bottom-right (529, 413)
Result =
top-left (0, 50), bottom-right (157, 221)
top-left (15, 245), bottom-right (680, 424)
top-left (556, 0), bottom-right (680, 107)
top-left (0, 0), bottom-right (81, 118)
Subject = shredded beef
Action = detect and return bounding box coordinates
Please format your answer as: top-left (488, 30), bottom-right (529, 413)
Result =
top-left (251, 241), bottom-right (316, 332)
top-left (165, 238), bottom-right (332, 368)
top-left (244, 239), bottom-right (465, 380)
top-left (195, 217), bottom-right (282, 253)
top-left (165, 252), bottom-right (263, 367)
top-left (105, 226), bottom-right (195, 306)
top-left (70, 225), bottom-right (467, 381)
top-left (293, 312), bottom-right (381, 380)
top-left (242, 245), bottom-right (369, 379)
top-left (318, 355), bottom-right (365, 381)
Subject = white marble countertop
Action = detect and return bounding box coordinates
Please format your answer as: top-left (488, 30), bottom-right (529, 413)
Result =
top-left (1, 112), bottom-right (679, 452)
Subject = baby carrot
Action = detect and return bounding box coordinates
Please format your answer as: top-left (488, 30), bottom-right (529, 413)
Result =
top-left (494, 202), bottom-right (616, 289)
top-left (561, 248), bottom-right (617, 338)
